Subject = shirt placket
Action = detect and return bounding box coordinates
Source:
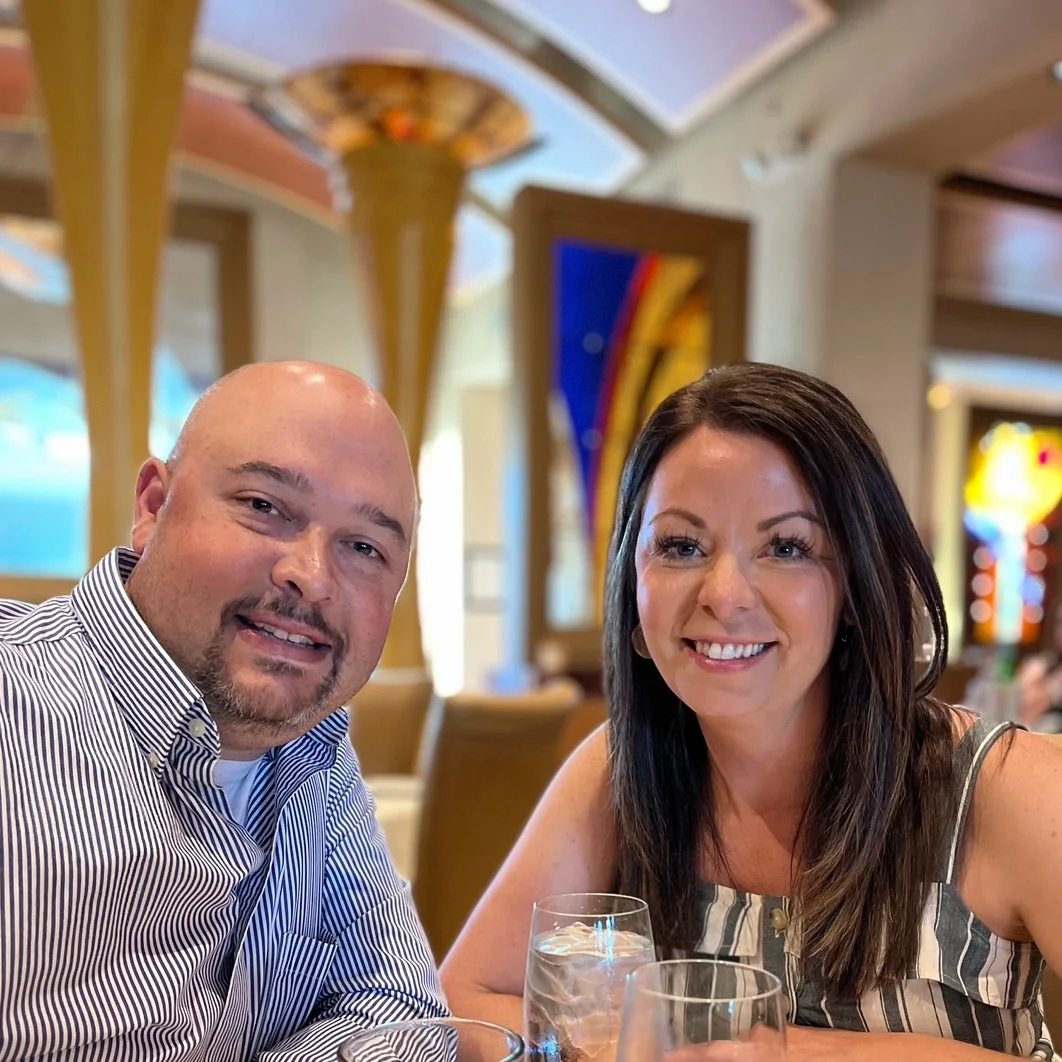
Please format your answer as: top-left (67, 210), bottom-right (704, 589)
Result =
top-left (163, 720), bottom-right (267, 1058)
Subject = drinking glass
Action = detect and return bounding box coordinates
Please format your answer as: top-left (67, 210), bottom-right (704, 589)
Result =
top-left (338, 1016), bottom-right (524, 1062)
top-left (617, 959), bottom-right (786, 1061)
top-left (524, 893), bottom-right (656, 1061)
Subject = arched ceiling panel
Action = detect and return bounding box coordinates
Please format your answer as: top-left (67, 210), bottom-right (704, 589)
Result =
top-left (486, 0), bottom-right (833, 135)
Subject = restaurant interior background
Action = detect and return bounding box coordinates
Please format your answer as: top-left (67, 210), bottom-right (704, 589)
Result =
top-left (3, 0), bottom-right (1062, 983)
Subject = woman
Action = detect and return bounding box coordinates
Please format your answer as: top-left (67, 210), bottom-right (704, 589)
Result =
top-left (441, 364), bottom-right (1062, 1059)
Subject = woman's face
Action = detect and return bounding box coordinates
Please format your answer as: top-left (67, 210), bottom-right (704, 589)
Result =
top-left (634, 426), bottom-right (843, 724)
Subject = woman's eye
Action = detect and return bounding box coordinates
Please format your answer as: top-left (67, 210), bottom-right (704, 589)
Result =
top-left (769, 535), bottom-right (811, 561)
top-left (654, 535), bottom-right (704, 559)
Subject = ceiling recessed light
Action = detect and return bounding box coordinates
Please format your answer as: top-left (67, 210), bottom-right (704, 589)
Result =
top-left (637, 0), bottom-right (671, 12)
top-left (1052, 59), bottom-right (1062, 82)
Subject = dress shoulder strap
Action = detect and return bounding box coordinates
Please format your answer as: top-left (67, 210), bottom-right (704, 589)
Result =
top-left (939, 715), bottom-right (1020, 884)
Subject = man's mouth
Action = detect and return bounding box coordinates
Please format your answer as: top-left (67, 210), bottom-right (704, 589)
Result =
top-left (235, 614), bottom-right (330, 651)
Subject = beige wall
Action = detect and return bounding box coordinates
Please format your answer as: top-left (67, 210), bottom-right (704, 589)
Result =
top-left (172, 168), bottom-right (377, 377)
top-left (820, 159), bottom-right (935, 515)
top-left (461, 385), bottom-right (507, 690)
top-left (432, 0), bottom-right (1062, 682)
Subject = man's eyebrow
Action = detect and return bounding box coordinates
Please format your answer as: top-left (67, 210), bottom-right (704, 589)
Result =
top-left (229, 461), bottom-right (408, 544)
top-left (354, 503), bottom-right (408, 545)
top-left (229, 461), bottom-right (311, 492)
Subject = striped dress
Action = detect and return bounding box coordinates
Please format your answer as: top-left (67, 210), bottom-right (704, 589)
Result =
top-left (693, 718), bottom-right (1055, 1057)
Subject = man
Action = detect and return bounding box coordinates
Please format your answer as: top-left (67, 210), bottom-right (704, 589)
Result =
top-left (0, 362), bottom-right (447, 1060)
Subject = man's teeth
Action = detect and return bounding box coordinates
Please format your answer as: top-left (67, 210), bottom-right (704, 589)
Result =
top-left (249, 620), bottom-right (317, 647)
top-left (694, 641), bottom-right (767, 661)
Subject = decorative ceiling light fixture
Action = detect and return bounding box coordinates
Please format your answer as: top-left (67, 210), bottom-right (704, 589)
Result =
top-left (637, 0), bottom-right (672, 13)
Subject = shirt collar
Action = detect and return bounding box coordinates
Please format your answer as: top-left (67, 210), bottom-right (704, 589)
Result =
top-left (71, 548), bottom-right (351, 764)
top-left (71, 548), bottom-right (203, 767)
top-left (304, 707), bottom-right (349, 751)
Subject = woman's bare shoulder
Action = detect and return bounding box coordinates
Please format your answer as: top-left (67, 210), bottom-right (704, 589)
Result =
top-left (546, 722), bottom-right (612, 826)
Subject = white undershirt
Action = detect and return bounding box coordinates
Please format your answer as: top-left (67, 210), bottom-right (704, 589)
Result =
top-left (212, 756), bottom-right (265, 828)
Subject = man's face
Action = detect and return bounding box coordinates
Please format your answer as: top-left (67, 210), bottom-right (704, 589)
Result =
top-left (127, 376), bottom-right (416, 755)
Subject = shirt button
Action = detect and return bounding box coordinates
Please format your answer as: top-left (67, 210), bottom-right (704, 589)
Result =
top-left (147, 752), bottom-right (161, 769)
top-left (188, 720), bottom-right (207, 740)
top-left (770, 907), bottom-right (789, 934)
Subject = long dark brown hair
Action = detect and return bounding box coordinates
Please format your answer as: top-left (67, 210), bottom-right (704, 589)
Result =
top-left (604, 362), bottom-right (955, 1000)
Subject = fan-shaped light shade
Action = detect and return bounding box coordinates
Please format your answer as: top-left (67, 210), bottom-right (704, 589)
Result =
top-left (259, 61), bottom-right (532, 168)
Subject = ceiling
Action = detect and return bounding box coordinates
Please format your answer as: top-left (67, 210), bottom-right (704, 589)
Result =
top-left (966, 123), bottom-right (1062, 201)
top-left (195, 0), bottom-right (834, 209)
top-left (0, 0), bottom-right (836, 295)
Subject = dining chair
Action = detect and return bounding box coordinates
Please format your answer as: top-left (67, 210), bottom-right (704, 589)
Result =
top-left (411, 679), bottom-right (583, 961)
top-left (556, 693), bottom-right (607, 763)
top-left (349, 672), bottom-right (434, 776)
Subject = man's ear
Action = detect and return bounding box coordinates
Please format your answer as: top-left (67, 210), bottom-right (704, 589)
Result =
top-left (130, 457), bottom-right (171, 555)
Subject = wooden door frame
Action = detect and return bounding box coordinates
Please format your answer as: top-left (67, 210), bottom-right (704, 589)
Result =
top-left (510, 185), bottom-right (750, 668)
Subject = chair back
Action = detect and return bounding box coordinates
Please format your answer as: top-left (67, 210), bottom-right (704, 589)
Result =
top-left (349, 674), bottom-right (433, 776)
top-left (931, 664), bottom-right (978, 706)
top-left (412, 679), bottom-right (582, 960)
top-left (557, 694), bottom-right (607, 762)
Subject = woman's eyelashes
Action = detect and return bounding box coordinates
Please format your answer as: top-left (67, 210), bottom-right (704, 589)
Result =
top-left (648, 529), bottom-right (816, 564)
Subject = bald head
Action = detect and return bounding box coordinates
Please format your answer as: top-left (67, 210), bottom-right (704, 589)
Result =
top-left (126, 360), bottom-right (418, 759)
top-left (170, 361), bottom-right (411, 481)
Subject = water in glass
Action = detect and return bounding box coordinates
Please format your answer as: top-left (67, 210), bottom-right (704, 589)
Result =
top-left (524, 894), bottom-right (655, 1062)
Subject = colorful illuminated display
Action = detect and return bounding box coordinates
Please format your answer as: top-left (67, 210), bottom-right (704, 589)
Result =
top-left (964, 419), bottom-right (1062, 645)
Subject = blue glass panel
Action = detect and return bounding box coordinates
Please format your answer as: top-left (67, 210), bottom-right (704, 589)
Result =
top-left (553, 238), bottom-right (639, 510)
top-left (0, 349), bottom-right (206, 578)
top-left (0, 357), bottom-right (88, 576)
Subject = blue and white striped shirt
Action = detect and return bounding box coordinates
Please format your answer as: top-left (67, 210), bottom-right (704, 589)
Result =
top-left (0, 548), bottom-right (448, 1061)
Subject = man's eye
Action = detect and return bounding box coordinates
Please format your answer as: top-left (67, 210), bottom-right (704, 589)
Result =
top-left (349, 541), bottom-right (381, 560)
top-left (248, 498), bottom-right (280, 517)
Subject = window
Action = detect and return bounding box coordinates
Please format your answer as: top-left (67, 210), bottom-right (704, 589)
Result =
top-left (0, 182), bottom-right (250, 598)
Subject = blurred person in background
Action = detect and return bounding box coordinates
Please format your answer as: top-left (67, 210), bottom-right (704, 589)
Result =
top-left (1017, 601), bottom-right (1062, 733)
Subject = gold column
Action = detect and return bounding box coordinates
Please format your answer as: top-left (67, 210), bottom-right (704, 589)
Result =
top-left (21, 0), bottom-right (200, 562)
top-left (263, 63), bottom-right (529, 673)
